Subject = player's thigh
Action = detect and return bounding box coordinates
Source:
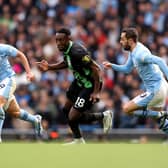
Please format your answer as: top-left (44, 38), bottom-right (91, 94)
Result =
top-left (73, 87), bottom-right (93, 112)
top-left (129, 91), bottom-right (154, 113)
top-left (63, 98), bottom-right (73, 117)
top-left (123, 100), bottom-right (144, 114)
top-left (64, 99), bottom-right (73, 110)
top-left (68, 107), bottom-right (81, 121)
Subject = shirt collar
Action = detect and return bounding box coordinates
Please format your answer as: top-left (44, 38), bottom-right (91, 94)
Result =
top-left (64, 41), bottom-right (73, 55)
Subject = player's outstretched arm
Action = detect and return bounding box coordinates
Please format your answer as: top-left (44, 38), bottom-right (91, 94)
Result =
top-left (102, 61), bottom-right (113, 69)
top-left (36, 60), bottom-right (49, 71)
top-left (103, 56), bottom-right (133, 74)
top-left (16, 50), bottom-right (35, 81)
top-left (36, 60), bottom-right (68, 71)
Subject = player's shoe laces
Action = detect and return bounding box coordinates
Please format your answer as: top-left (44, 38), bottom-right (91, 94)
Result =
top-left (103, 110), bottom-right (113, 133)
top-left (62, 138), bottom-right (86, 146)
top-left (34, 115), bottom-right (43, 136)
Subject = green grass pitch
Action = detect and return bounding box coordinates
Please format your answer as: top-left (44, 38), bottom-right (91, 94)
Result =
top-left (0, 142), bottom-right (168, 168)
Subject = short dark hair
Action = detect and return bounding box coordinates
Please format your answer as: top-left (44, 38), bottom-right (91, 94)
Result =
top-left (56, 27), bottom-right (71, 36)
top-left (122, 27), bottom-right (138, 42)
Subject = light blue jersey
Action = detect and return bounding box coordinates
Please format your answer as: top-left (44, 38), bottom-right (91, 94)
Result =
top-left (0, 44), bottom-right (18, 81)
top-left (112, 42), bottom-right (168, 93)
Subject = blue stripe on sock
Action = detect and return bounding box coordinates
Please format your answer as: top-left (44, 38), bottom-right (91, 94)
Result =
top-left (133, 110), bottom-right (160, 118)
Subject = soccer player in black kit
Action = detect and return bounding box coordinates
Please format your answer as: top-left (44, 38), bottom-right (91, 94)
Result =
top-left (37, 28), bottom-right (112, 144)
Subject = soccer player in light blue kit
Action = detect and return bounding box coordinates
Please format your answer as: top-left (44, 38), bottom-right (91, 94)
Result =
top-left (103, 27), bottom-right (168, 133)
top-left (0, 44), bottom-right (43, 142)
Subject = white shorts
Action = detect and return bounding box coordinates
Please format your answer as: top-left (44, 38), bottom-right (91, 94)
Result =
top-left (133, 79), bottom-right (168, 108)
top-left (0, 77), bottom-right (16, 110)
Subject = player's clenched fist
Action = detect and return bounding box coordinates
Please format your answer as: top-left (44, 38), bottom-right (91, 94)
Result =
top-left (36, 60), bottom-right (49, 71)
top-left (26, 72), bottom-right (35, 81)
top-left (102, 61), bottom-right (112, 69)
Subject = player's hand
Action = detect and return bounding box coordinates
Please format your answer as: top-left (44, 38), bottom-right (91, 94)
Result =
top-left (36, 60), bottom-right (49, 71)
top-left (102, 61), bottom-right (112, 69)
top-left (26, 71), bottom-right (35, 82)
top-left (89, 93), bottom-right (100, 104)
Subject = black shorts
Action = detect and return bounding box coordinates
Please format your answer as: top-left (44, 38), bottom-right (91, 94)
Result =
top-left (66, 80), bottom-right (101, 112)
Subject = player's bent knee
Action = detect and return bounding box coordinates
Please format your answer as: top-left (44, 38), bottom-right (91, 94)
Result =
top-left (68, 112), bottom-right (79, 121)
top-left (68, 114), bottom-right (75, 121)
top-left (122, 105), bottom-right (132, 115)
top-left (10, 111), bottom-right (20, 118)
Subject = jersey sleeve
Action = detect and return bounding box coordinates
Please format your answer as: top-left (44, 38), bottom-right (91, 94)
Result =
top-left (137, 49), bottom-right (152, 63)
top-left (144, 54), bottom-right (168, 80)
top-left (112, 54), bottom-right (134, 73)
top-left (2, 44), bottom-right (18, 57)
top-left (73, 45), bottom-right (92, 67)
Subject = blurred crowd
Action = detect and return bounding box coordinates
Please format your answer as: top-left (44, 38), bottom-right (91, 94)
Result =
top-left (0, 0), bottom-right (168, 133)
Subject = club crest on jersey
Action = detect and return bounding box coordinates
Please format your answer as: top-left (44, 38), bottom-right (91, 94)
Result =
top-left (140, 92), bottom-right (147, 97)
top-left (82, 55), bottom-right (91, 63)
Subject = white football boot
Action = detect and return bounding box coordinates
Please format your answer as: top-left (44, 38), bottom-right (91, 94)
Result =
top-left (103, 110), bottom-right (113, 133)
top-left (63, 137), bottom-right (86, 146)
top-left (34, 115), bottom-right (43, 136)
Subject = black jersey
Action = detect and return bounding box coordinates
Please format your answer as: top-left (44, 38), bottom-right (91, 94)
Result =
top-left (63, 41), bottom-right (95, 88)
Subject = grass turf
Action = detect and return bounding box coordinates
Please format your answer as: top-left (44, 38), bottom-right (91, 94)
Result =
top-left (0, 142), bottom-right (168, 168)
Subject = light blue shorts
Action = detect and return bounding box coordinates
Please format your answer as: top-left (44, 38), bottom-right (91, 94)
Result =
top-left (0, 77), bottom-right (16, 100)
top-left (133, 80), bottom-right (168, 108)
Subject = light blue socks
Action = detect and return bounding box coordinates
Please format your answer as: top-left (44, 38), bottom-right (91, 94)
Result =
top-left (19, 109), bottom-right (37, 124)
top-left (133, 110), bottom-right (162, 118)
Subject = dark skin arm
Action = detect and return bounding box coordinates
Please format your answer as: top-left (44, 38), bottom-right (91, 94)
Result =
top-left (36, 59), bottom-right (68, 71)
top-left (89, 61), bottom-right (102, 103)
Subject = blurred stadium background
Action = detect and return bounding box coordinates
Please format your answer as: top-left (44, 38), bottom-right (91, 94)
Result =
top-left (0, 0), bottom-right (168, 143)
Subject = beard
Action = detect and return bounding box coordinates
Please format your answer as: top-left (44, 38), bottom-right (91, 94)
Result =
top-left (57, 46), bottom-right (65, 51)
top-left (58, 43), bottom-right (69, 52)
top-left (123, 44), bottom-right (131, 51)
top-left (122, 41), bottom-right (131, 51)
top-left (58, 48), bottom-right (64, 51)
